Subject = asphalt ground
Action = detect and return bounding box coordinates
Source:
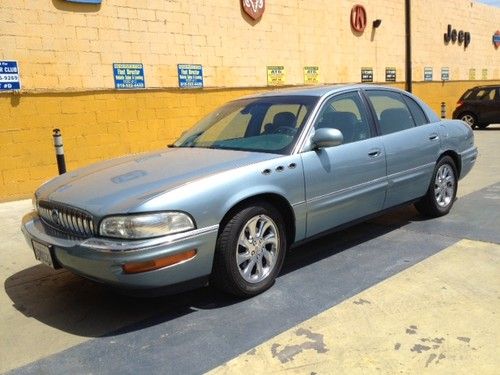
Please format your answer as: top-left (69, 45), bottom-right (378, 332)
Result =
top-left (1, 126), bottom-right (499, 374)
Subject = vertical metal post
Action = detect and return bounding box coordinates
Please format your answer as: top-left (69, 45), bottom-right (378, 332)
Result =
top-left (441, 102), bottom-right (446, 119)
top-left (52, 129), bottom-right (67, 174)
top-left (405, 0), bottom-right (412, 93)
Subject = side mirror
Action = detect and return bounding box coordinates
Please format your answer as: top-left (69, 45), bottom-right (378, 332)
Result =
top-left (311, 128), bottom-right (343, 149)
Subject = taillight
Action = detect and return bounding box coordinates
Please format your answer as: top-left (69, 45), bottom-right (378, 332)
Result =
top-left (456, 100), bottom-right (463, 107)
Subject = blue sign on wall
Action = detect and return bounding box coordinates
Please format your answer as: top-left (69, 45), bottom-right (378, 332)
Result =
top-left (65, 0), bottom-right (102, 4)
top-left (0, 61), bottom-right (21, 91)
top-left (441, 67), bottom-right (450, 81)
top-left (178, 64), bottom-right (203, 89)
top-left (113, 63), bottom-right (145, 90)
top-left (424, 67), bottom-right (433, 81)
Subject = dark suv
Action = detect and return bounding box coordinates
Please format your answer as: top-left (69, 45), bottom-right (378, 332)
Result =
top-left (452, 85), bottom-right (500, 129)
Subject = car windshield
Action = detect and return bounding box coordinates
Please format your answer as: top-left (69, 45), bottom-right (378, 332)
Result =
top-left (173, 96), bottom-right (319, 154)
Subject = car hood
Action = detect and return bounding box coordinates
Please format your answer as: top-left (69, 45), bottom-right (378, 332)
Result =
top-left (36, 147), bottom-right (279, 215)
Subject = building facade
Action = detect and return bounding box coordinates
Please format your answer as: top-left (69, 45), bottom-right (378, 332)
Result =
top-left (0, 0), bottom-right (499, 200)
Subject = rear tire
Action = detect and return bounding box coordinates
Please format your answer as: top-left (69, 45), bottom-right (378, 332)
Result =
top-left (415, 156), bottom-right (457, 217)
top-left (211, 202), bottom-right (287, 297)
top-left (459, 112), bottom-right (477, 129)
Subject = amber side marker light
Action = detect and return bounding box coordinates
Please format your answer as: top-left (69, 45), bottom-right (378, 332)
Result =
top-left (122, 249), bottom-right (197, 274)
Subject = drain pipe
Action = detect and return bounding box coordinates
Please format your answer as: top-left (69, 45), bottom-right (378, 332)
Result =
top-left (405, 0), bottom-right (412, 93)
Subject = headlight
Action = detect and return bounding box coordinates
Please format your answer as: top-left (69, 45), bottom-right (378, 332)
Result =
top-left (99, 212), bottom-right (195, 239)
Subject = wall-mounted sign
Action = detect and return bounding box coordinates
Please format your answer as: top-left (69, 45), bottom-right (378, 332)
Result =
top-left (0, 61), bottom-right (21, 91)
top-left (482, 69), bottom-right (488, 80)
top-left (267, 66), bottom-right (285, 86)
top-left (493, 31), bottom-right (500, 48)
top-left (424, 67), bottom-right (433, 81)
top-left (385, 67), bottom-right (396, 82)
top-left (361, 67), bottom-right (373, 83)
top-left (444, 24), bottom-right (471, 48)
top-left (177, 64), bottom-right (203, 89)
top-left (351, 5), bottom-right (367, 33)
top-left (64, 0), bottom-right (102, 3)
top-left (242, 0), bottom-right (265, 21)
top-left (113, 63), bottom-right (145, 90)
top-left (469, 68), bottom-right (476, 80)
top-left (441, 67), bottom-right (450, 81)
top-left (304, 66), bottom-right (320, 85)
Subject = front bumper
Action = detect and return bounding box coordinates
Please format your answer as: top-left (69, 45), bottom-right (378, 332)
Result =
top-left (21, 212), bottom-right (219, 290)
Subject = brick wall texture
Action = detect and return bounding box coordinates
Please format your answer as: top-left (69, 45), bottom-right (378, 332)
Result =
top-left (0, 0), bottom-right (499, 199)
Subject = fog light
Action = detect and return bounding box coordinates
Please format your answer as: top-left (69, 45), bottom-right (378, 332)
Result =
top-left (122, 249), bottom-right (197, 274)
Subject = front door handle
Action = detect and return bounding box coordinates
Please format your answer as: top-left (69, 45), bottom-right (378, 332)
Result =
top-left (368, 148), bottom-right (381, 157)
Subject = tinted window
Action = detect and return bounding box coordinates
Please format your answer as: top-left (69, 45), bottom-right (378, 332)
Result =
top-left (365, 91), bottom-right (415, 135)
top-left (403, 96), bottom-right (429, 126)
top-left (314, 92), bottom-right (372, 144)
top-left (174, 96), bottom-right (318, 154)
top-left (472, 88), bottom-right (496, 101)
top-left (460, 89), bottom-right (473, 100)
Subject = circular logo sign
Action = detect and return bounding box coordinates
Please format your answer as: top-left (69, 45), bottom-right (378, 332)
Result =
top-left (351, 5), bottom-right (367, 33)
top-left (494, 30), bottom-right (500, 48)
top-left (242, 0), bottom-right (265, 21)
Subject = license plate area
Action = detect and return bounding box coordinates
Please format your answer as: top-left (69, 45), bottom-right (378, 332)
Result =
top-left (32, 240), bottom-right (59, 269)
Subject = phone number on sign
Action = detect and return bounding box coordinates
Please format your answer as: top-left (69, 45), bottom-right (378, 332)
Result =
top-left (0, 74), bottom-right (19, 81)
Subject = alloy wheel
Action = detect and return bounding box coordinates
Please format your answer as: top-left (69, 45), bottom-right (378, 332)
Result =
top-left (434, 164), bottom-right (455, 208)
top-left (236, 214), bottom-right (279, 283)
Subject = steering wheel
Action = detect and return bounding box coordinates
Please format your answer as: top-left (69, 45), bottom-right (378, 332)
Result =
top-left (275, 126), bottom-right (297, 136)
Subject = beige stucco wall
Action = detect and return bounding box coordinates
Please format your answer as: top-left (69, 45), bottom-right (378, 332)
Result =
top-left (1, 0), bottom-right (498, 91)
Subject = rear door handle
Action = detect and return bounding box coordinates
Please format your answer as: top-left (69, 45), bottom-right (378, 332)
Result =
top-left (429, 133), bottom-right (439, 141)
top-left (368, 148), bottom-right (381, 157)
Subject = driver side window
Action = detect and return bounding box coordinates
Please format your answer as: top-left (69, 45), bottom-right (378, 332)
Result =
top-left (314, 92), bottom-right (372, 144)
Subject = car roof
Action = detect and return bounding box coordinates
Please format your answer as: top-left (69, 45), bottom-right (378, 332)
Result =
top-left (469, 84), bottom-right (500, 90)
top-left (239, 84), bottom-right (411, 99)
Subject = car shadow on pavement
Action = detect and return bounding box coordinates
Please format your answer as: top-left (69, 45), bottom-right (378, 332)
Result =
top-left (4, 205), bottom-right (424, 338)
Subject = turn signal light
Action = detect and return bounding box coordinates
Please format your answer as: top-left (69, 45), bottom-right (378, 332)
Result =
top-left (122, 249), bottom-right (197, 274)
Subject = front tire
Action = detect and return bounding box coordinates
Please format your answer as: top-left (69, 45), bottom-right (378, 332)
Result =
top-left (415, 156), bottom-right (457, 217)
top-left (211, 202), bottom-right (287, 297)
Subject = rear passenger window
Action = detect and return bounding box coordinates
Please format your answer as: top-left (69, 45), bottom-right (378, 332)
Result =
top-left (403, 96), bottom-right (429, 126)
top-left (365, 91), bottom-right (415, 135)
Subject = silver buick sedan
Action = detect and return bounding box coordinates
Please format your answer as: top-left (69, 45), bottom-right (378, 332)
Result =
top-left (22, 85), bottom-right (477, 296)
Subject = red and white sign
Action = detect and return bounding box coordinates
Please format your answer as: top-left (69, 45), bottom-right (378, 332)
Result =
top-left (351, 4), bottom-right (367, 33)
top-left (242, 0), bottom-right (265, 21)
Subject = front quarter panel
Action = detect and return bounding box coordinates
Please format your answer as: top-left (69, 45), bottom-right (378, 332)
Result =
top-left (134, 154), bottom-right (306, 240)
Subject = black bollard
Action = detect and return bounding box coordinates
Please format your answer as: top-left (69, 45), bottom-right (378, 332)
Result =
top-left (52, 129), bottom-right (67, 174)
top-left (440, 102), bottom-right (446, 119)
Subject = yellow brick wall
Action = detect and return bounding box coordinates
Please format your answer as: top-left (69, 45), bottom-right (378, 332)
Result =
top-left (0, 88), bottom-right (267, 200)
top-left (2, 80), bottom-right (499, 201)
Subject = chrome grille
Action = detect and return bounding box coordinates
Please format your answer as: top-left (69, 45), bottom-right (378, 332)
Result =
top-left (37, 202), bottom-right (96, 238)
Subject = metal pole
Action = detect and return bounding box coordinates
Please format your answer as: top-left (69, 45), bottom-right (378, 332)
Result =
top-left (441, 102), bottom-right (446, 119)
top-left (405, 0), bottom-right (412, 93)
top-left (52, 129), bottom-right (67, 174)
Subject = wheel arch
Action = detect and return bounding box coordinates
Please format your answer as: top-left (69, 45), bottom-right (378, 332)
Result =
top-left (218, 193), bottom-right (296, 247)
top-left (439, 150), bottom-right (461, 177)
